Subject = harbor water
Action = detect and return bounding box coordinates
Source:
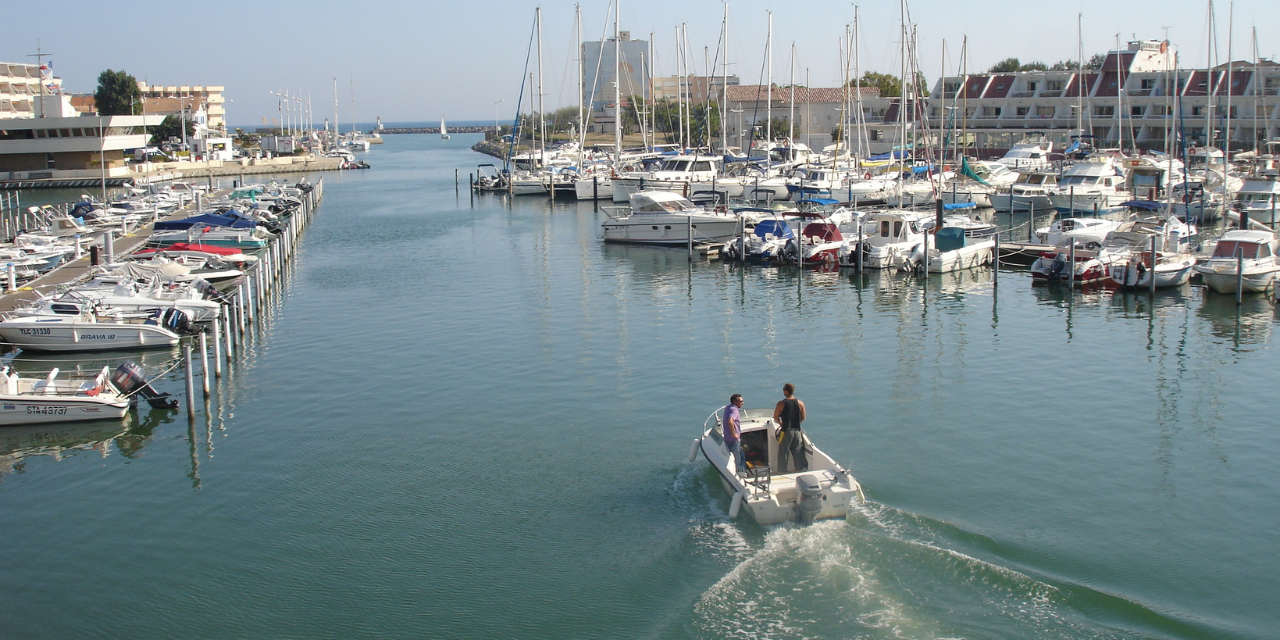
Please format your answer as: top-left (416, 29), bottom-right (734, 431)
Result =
top-left (1, 133), bottom-right (1277, 639)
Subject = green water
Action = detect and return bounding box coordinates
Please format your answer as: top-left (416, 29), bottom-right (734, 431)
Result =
top-left (1, 134), bottom-right (1276, 639)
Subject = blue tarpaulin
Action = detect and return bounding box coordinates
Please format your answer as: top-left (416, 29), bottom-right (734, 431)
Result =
top-left (753, 219), bottom-right (794, 238)
top-left (153, 212), bottom-right (256, 231)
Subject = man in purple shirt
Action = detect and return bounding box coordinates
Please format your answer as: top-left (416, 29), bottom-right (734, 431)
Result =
top-left (723, 393), bottom-right (745, 474)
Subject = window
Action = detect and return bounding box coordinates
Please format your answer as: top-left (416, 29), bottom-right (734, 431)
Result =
top-left (1027, 82), bottom-right (1038, 92)
top-left (995, 83), bottom-right (1006, 90)
top-left (1130, 106), bottom-right (1144, 117)
top-left (1016, 106), bottom-right (1030, 116)
top-left (1036, 106), bottom-right (1055, 117)
top-left (1141, 79), bottom-right (1156, 90)
top-left (1047, 80), bottom-right (1065, 91)
top-left (692, 161), bottom-right (712, 171)
top-left (982, 106), bottom-right (1001, 118)
top-left (1192, 106), bottom-right (1205, 116)
top-left (1094, 105), bottom-right (1115, 117)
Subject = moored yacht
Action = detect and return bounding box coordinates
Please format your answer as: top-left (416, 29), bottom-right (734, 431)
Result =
top-left (600, 191), bottom-right (745, 245)
top-left (1193, 229), bottom-right (1280, 294)
top-left (1048, 155), bottom-right (1132, 215)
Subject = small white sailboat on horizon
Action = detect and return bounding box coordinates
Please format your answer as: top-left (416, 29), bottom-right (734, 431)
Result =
top-left (440, 117), bottom-right (450, 140)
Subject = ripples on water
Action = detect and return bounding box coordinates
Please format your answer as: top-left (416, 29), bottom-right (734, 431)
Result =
top-left (2, 135), bottom-right (1277, 640)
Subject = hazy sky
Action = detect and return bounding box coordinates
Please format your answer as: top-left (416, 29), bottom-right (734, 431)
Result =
top-left (4, 0), bottom-right (1277, 127)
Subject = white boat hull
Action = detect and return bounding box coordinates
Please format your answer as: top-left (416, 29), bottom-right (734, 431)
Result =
top-left (601, 217), bottom-right (741, 245)
top-left (1196, 265), bottom-right (1279, 294)
top-left (927, 239), bottom-right (996, 273)
top-left (0, 318), bottom-right (180, 352)
top-left (0, 395), bottom-right (129, 425)
top-left (574, 177), bottom-right (613, 200)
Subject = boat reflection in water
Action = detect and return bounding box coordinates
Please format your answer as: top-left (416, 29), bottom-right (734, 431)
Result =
top-left (1195, 288), bottom-right (1275, 347)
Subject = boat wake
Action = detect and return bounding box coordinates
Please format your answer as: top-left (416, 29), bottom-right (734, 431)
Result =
top-left (680, 487), bottom-right (1175, 640)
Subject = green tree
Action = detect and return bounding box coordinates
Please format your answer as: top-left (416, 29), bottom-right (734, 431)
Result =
top-left (849, 71), bottom-right (928, 98)
top-left (1050, 60), bottom-right (1081, 71)
top-left (149, 114), bottom-right (194, 145)
top-left (989, 57), bottom-right (1022, 73)
top-left (1020, 61), bottom-right (1048, 71)
top-left (1085, 53), bottom-right (1107, 70)
top-left (93, 69), bottom-right (142, 116)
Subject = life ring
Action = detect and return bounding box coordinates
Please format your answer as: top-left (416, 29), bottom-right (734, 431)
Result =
top-left (1183, 193), bottom-right (1194, 204)
top-left (863, 172), bottom-right (872, 180)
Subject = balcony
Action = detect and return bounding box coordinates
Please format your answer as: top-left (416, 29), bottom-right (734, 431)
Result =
top-left (1009, 91), bottom-right (1036, 98)
top-left (1039, 90), bottom-right (1064, 98)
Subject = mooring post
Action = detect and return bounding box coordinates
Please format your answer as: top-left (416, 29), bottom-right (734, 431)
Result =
top-left (1150, 234), bottom-right (1157, 295)
top-left (1029, 201), bottom-right (1035, 242)
top-left (1236, 248), bottom-right (1245, 305)
top-left (184, 344), bottom-right (196, 422)
top-left (212, 316), bottom-right (223, 378)
top-left (199, 331), bottom-right (211, 397)
top-left (1068, 243), bottom-right (1076, 289)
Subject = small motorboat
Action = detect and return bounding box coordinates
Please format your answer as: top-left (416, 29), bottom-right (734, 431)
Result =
top-left (0, 365), bottom-right (129, 425)
top-left (0, 359), bottom-right (176, 426)
top-left (1193, 229), bottom-right (1280, 294)
top-left (0, 308), bottom-right (189, 352)
top-left (692, 405), bottom-right (864, 526)
top-left (723, 217), bottom-right (793, 262)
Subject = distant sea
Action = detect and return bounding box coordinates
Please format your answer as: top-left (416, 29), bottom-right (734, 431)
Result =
top-left (228, 120), bottom-right (493, 131)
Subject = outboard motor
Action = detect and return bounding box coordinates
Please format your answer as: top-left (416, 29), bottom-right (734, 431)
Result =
top-left (160, 308), bottom-right (194, 335)
top-left (795, 473), bottom-right (825, 525)
top-left (110, 360), bottom-right (178, 409)
top-left (191, 278), bottom-right (229, 303)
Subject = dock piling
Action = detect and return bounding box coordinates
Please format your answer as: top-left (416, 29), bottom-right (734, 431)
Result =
top-left (199, 331), bottom-right (210, 397)
top-left (184, 344), bottom-right (196, 422)
top-left (212, 317), bottom-right (223, 378)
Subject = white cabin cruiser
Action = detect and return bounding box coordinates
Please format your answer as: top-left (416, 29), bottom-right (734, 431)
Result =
top-left (1231, 175), bottom-right (1280, 223)
top-left (611, 155), bottom-right (723, 202)
top-left (1048, 156), bottom-right (1132, 215)
top-left (991, 172), bottom-right (1058, 213)
top-left (693, 406), bottom-right (864, 526)
top-left (1034, 217), bottom-right (1122, 248)
top-left (844, 210), bottom-right (927, 269)
top-left (997, 134), bottom-right (1053, 171)
top-left (601, 191), bottom-right (745, 245)
top-left (1193, 229), bottom-right (1280, 294)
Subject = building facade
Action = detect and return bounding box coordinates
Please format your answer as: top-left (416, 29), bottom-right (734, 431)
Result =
top-left (137, 82), bottom-right (227, 132)
top-left (860, 40), bottom-right (1280, 156)
top-left (0, 114), bottom-right (164, 179)
top-left (725, 84), bottom-right (882, 151)
top-left (582, 31), bottom-right (650, 133)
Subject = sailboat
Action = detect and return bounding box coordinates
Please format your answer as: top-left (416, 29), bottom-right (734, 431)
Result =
top-left (440, 117), bottom-right (450, 140)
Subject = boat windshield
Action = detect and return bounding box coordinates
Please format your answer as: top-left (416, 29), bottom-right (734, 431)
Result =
top-left (1060, 176), bottom-right (1099, 186)
top-left (660, 160), bottom-right (691, 172)
top-left (634, 197), bottom-right (698, 213)
top-left (1212, 241), bottom-right (1269, 259)
top-left (1236, 193), bottom-right (1276, 204)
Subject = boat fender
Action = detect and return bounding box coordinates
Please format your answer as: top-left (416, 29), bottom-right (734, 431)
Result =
top-left (728, 491), bottom-right (743, 519)
top-left (688, 439), bottom-right (700, 462)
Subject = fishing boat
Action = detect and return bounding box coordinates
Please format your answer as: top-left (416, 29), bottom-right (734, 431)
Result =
top-left (440, 117), bottom-right (450, 140)
top-left (600, 191), bottom-right (745, 245)
top-left (1193, 229), bottom-right (1280, 294)
top-left (691, 405), bottom-right (864, 526)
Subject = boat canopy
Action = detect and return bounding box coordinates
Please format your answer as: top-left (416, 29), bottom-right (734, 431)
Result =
top-left (934, 227), bottom-right (967, 252)
top-left (630, 191), bottom-right (698, 213)
top-left (1119, 200), bottom-right (1165, 211)
top-left (153, 212), bottom-right (256, 231)
top-left (802, 222), bottom-right (842, 242)
top-left (942, 202), bottom-right (976, 210)
top-left (754, 219), bottom-right (794, 239)
top-left (797, 198), bottom-right (839, 206)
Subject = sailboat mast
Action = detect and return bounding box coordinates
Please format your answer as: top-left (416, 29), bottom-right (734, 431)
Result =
top-left (1224, 1), bottom-right (1234, 204)
top-left (722, 2), bottom-right (729, 153)
top-left (613, 0), bottom-right (621, 167)
top-left (536, 6), bottom-right (545, 166)
top-left (788, 42), bottom-right (795, 146)
top-left (576, 3), bottom-right (585, 165)
top-left (766, 11), bottom-right (772, 148)
top-left (333, 77), bottom-right (339, 149)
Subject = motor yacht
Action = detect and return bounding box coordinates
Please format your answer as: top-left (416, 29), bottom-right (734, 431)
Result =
top-left (0, 365), bottom-right (129, 426)
top-left (996, 134), bottom-right (1053, 171)
top-left (1048, 155), bottom-right (1132, 215)
top-left (1193, 229), bottom-right (1280, 294)
top-left (844, 210), bottom-right (927, 269)
top-left (600, 191), bottom-right (746, 245)
top-left (692, 405), bottom-right (864, 526)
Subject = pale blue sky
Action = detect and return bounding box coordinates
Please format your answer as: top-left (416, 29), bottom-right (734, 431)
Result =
top-left (4, 0), bottom-right (1277, 127)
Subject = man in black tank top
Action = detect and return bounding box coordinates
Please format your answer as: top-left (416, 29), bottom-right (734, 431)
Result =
top-left (772, 383), bottom-right (807, 473)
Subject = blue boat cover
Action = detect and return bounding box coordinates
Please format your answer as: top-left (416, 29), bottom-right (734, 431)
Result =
top-left (754, 219), bottom-right (794, 238)
top-left (943, 202), bottom-right (977, 210)
top-left (1119, 200), bottom-right (1165, 211)
top-left (153, 212), bottom-right (256, 231)
top-left (798, 198), bottom-right (839, 206)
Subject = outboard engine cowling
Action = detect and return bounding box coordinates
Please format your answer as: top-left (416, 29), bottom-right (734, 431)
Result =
top-left (795, 473), bottom-right (825, 525)
top-left (109, 360), bottom-right (178, 409)
top-left (161, 308), bottom-right (194, 335)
